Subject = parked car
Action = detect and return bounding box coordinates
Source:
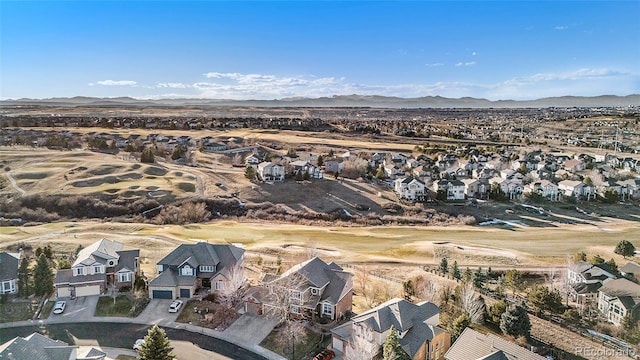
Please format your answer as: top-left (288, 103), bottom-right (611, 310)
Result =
top-left (313, 349), bottom-right (335, 360)
top-left (133, 338), bottom-right (145, 351)
top-left (52, 301), bottom-right (66, 314)
top-left (168, 299), bottom-right (183, 313)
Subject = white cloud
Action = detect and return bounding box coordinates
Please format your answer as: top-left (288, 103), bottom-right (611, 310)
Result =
top-left (94, 80), bottom-right (138, 86)
top-left (135, 67), bottom-right (636, 101)
top-left (455, 62), bottom-right (477, 67)
top-left (554, 25), bottom-right (569, 30)
top-left (425, 63), bottom-right (444, 67)
top-left (157, 82), bottom-right (190, 89)
top-left (472, 52), bottom-right (477, 56)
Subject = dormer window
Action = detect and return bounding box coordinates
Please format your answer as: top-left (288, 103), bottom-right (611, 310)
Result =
top-left (93, 265), bottom-right (103, 274)
top-left (311, 288), bottom-right (319, 295)
top-left (180, 265), bottom-right (194, 276)
top-left (74, 267), bottom-right (85, 276)
top-left (200, 265), bottom-right (215, 273)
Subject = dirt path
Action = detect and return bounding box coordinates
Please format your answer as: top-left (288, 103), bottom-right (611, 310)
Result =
top-left (529, 315), bottom-right (635, 360)
top-left (4, 170), bottom-right (26, 196)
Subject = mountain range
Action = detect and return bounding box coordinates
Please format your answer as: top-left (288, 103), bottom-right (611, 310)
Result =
top-left (1, 94), bottom-right (638, 108)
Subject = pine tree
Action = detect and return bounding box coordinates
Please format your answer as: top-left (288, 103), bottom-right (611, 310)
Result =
top-left (138, 325), bottom-right (175, 360)
top-left (500, 304), bottom-right (531, 339)
top-left (33, 254), bottom-right (54, 297)
top-left (450, 261), bottom-right (461, 280)
top-left (449, 313), bottom-right (471, 342)
top-left (17, 258), bottom-right (32, 297)
top-left (382, 325), bottom-right (410, 360)
top-left (245, 165), bottom-right (256, 180)
top-left (439, 257), bottom-right (448, 275)
top-left (317, 155), bottom-right (324, 167)
top-left (141, 148), bottom-right (155, 163)
top-left (615, 240), bottom-right (636, 258)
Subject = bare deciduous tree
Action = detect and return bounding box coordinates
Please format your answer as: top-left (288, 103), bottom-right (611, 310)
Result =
top-left (221, 260), bottom-right (247, 307)
top-left (345, 324), bottom-right (380, 360)
top-left (459, 282), bottom-right (485, 324)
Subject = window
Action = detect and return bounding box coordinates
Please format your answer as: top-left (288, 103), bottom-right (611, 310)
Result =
top-left (157, 265), bottom-right (164, 274)
top-left (74, 267), bottom-right (85, 276)
top-left (311, 288), bottom-right (319, 295)
top-left (1, 280), bottom-right (14, 294)
top-left (200, 265), bottom-right (215, 273)
top-left (118, 272), bottom-right (132, 283)
top-left (290, 291), bottom-right (301, 299)
top-left (322, 303), bottom-right (333, 317)
top-left (290, 305), bottom-right (301, 314)
top-left (214, 280), bottom-right (224, 291)
top-left (180, 265), bottom-right (193, 276)
top-left (93, 265), bottom-right (103, 274)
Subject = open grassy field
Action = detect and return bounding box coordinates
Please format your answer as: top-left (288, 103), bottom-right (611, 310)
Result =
top-left (1, 220), bottom-right (638, 279)
top-left (0, 148), bottom-right (199, 199)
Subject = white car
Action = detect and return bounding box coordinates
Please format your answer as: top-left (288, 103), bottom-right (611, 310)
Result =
top-left (133, 338), bottom-right (145, 350)
top-left (52, 301), bottom-right (66, 314)
top-left (168, 299), bottom-right (183, 313)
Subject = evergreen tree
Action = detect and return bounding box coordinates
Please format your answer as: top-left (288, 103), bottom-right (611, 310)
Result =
top-left (449, 313), bottom-right (471, 342)
top-left (606, 258), bottom-right (618, 274)
top-left (439, 257), bottom-right (449, 275)
top-left (504, 269), bottom-right (524, 296)
top-left (316, 155), bottom-right (324, 167)
top-left (43, 245), bottom-right (53, 260)
top-left (473, 267), bottom-right (485, 289)
top-left (33, 255), bottom-right (54, 297)
top-left (57, 259), bottom-right (72, 269)
top-left (488, 300), bottom-right (508, 324)
top-left (303, 170), bottom-right (310, 181)
top-left (450, 261), bottom-right (461, 280)
top-left (17, 258), bottom-right (31, 297)
top-left (527, 285), bottom-right (563, 315)
top-left (615, 240), bottom-right (636, 258)
top-left (589, 254), bottom-right (605, 265)
top-left (171, 146), bottom-right (184, 160)
top-left (139, 325), bottom-right (175, 360)
top-left (402, 280), bottom-right (416, 302)
top-left (500, 304), bottom-right (531, 339)
top-left (573, 251), bottom-right (587, 262)
top-left (141, 148), bottom-right (155, 163)
top-left (375, 165), bottom-right (386, 179)
top-left (382, 325), bottom-right (410, 360)
top-left (245, 165), bottom-right (256, 180)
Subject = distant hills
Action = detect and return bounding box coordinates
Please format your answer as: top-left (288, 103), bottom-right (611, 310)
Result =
top-left (1, 94), bottom-right (638, 108)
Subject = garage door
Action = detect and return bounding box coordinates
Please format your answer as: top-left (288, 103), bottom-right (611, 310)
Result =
top-left (57, 287), bottom-right (71, 298)
top-left (152, 290), bottom-right (173, 299)
top-left (76, 285), bottom-right (101, 297)
top-left (179, 289), bottom-right (190, 298)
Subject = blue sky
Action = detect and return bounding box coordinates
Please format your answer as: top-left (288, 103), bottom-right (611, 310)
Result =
top-left (1, 1), bottom-right (639, 100)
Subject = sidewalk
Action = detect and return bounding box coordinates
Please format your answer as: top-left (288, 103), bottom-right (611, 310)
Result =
top-left (0, 313), bottom-right (285, 360)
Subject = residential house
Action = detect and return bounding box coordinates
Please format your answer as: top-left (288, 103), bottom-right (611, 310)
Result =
top-left (433, 180), bottom-right (465, 201)
top-left (568, 261), bottom-right (616, 313)
top-left (384, 164), bottom-right (405, 179)
top-left (245, 153), bottom-right (262, 167)
top-left (257, 162), bottom-right (285, 182)
top-left (445, 328), bottom-right (545, 360)
top-left (331, 298), bottom-right (451, 360)
top-left (0, 332), bottom-right (106, 360)
top-left (0, 252), bottom-right (20, 295)
top-left (290, 160), bottom-right (323, 179)
top-left (260, 257), bottom-right (352, 320)
top-left (525, 180), bottom-right (560, 201)
top-left (558, 180), bottom-right (594, 200)
top-left (394, 177), bottom-right (426, 202)
top-left (54, 239), bottom-right (139, 298)
top-left (564, 159), bottom-right (586, 172)
top-left (148, 242), bottom-right (245, 299)
top-left (489, 177), bottom-right (523, 200)
top-left (618, 179), bottom-right (640, 200)
top-left (460, 178), bottom-right (481, 198)
top-left (620, 262), bottom-right (640, 283)
top-left (597, 278), bottom-right (640, 327)
top-left (324, 158), bottom-right (345, 175)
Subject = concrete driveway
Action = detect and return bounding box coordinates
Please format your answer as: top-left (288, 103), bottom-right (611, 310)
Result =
top-left (50, 295), bottom-right (99, 321)
top-left (223, 313), bottom-right (278, 345)
top-left (135, 299), bottom-right (180, 324)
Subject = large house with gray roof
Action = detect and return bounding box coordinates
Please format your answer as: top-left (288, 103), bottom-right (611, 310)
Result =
top-left (0, 332), bottom-right (106, 360)
top-left (445, 328), bottom-right (545, 360)
top-left (331, 298), bottom-right (450, 360)
top-left (148, 242), bottom-right (245, 299)
top-left (54, 239), bottom-right (140, 298)
top-left (597, 278), bottom-right (640, 327)
top-left (260, 257), bottom-right (353, 321)
top-left (0, 252), bottom-right (20, 295)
